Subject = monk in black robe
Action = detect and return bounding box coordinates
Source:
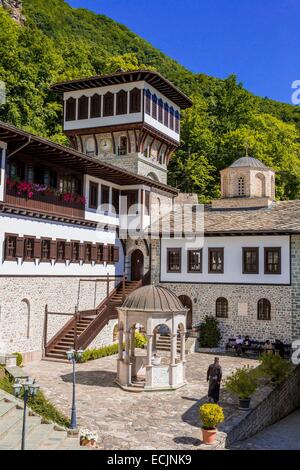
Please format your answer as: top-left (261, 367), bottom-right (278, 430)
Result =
top-left (207, 357), bottom-right (222, 404)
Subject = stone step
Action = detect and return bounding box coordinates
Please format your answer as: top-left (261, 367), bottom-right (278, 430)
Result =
top-left (0, 412), bottom-right (41, 448)
top-left (23, 423), bottom-right (65, 450)
top-left (45, 352), bottom-right (66, 360)
top-left (0, 399), bottom-right (17, 420)
top-left (0, 407), bottom-right (23, 440)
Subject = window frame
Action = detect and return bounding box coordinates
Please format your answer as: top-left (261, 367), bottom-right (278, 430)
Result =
top-left (89, 181), bottom-right (99, 210)
top-left (208, 248), bottom-right (224, 274)
top-left (187, 249), bottom-right (203, 273)
top-left (242, 247), bottom-right (259, 274)
top-left (78, 95), bottom-right (89, 120)
top-left (264, 247), bottom-right (281, 275)
top-left (4, 233), bottom-right (18, 261)
top-left (23, 236), bottom-right (36, 262)
top-left (103, 92), bottom-right (114, 117)
top-left (167, 248), bottom-right (182, 273)
top-left (90, 93), bottom-right (101, 119)
top-left (40, 238), bottom-right (51, 262)
top-left (129, 88), bottom-right (141, 113)
top-left (257, 298), bottom-right (271, 321)
top-left (116, 90), bottom-right (128, 115)
top-left (65, 97), bottom-right (76, 122)
top-left (56, 239), bottom-right (66, 263)
top-left (216, 297), bottom-right (228, 319)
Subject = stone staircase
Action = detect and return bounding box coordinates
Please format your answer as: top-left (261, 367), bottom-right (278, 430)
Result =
top-left (45, 279), bottom-right (144, 362)
top-left (0, 389), bottom-right (82, 450)
top-left (155, 334), bottom-right (182, 353)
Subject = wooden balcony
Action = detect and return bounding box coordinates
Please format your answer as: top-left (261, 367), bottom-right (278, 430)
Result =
top-left (5, 187), bottom-right (85, 219)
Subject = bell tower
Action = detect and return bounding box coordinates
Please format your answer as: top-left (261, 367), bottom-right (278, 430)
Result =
top-left (51, 70), bottom-right (192, 184)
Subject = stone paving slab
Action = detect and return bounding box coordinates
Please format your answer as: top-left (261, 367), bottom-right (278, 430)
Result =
top-left (24, 353), bottom-right (257, 450)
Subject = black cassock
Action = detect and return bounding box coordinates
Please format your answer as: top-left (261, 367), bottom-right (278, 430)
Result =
top-left (207, 364), bottom-right (222, 403)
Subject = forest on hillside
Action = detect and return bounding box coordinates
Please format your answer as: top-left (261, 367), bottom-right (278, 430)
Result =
top-left (0, 0), bottom-right (299, 201)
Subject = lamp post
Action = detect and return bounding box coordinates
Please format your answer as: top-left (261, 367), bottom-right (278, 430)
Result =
top-left (66, 348), bottom-right (83, 429)
top-left (13, 379), bottom-right (40, 450)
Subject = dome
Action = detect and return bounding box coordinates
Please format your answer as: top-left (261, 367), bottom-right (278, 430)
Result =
top-left (121, 285), bottom-right (185, 312)
top-left (229, 156), bottom-right (268, 169)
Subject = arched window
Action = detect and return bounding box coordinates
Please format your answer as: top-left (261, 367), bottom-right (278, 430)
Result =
top-left (118, 136), bottom-right (127, 156)
top-left (145, 89), bottom-right (151, 115)
top-left (238, 176), bottom-right (245, 196)
top-left (257, 299), bottom-right (271, 321)
top-left (169, 107), bottom-right (174, 130)
top-left (65, 97), bottom-right (76, 121)
top-left (90, 94), bottom-right (101, 118)
top-left (103, 92), bottom-right (114, 117)
top-left (158, 99), bottom-right (163, 123)
top-left (152, 94), bottom-right (157, 120)
top-left (216, 297), bottom-right (228, 318)
top-left (116, 90), bottom-right (128, 115)
top-left (86, 137), bottom-right (96, 157)
top-left (130, 88), bottom-right (141, 113)
top-left (175, 110), bottom-right (180, 133)
top-left (164, 102), bottom-right (169, 127)
top-left (78, 95), bottom-right (89, 120)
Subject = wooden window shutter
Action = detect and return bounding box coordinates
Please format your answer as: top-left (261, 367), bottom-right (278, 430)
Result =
top-left (65, 242), bottom-right (71, 260)
top-left (79, 243), bottom-right (85, 261)
top-left (103, 245), bottom-right (109, 262)
top-left (113, 246), bottom-right (119, 263)
top-left (91, 244), bottom-right (97, 262)
top-left (34, 239), bottom-right (41, 259)
top-left (50, 240), bottom-right (57, 259)
top-left (16, 237), bottom-right (24, 258)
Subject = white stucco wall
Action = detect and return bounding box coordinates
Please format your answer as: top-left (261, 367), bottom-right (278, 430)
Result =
top-left (160, 235), bottom-right (291, 284)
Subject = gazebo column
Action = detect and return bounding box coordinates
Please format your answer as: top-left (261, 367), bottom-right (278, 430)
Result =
top-left (180, 331), bottom-right (186, 362)
top-left (130, 327), bottom-right (135, 357)
top-left (118, 328), bottom-right (124, 360)
top-left (170, 333), bottom-right (177, 365)
top-left (145, 334), bottom-right (153, 388)
top-left (124, 329), bottom-right (132, 385)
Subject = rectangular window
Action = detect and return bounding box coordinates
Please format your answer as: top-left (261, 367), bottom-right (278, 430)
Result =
top-left (24, 237), bottom-right (35, 261)
top-left (96, 244), bottom-right (104, 264)
top-left (41, 239), bottom-right (51, 261)
top-left (56, 240), bottom-right (66, 262)
top-left (188, 249), bottom-right (202, 273)
top-left (5, 234), bottom-right (17, 260)
top-left (208, 248), bottom-right (224, 274)
top-left (101, 185), bottom-right (110, 207)
top-left (265, 247), bottom-right (281, 274)
top-left (112, 188), bottom-right (120, 215)
top-left (89, 181), bottom-right (98, 209)
top-left (243, 247), bottom-right (259, 274)
top-left (71, 241), bottom-right (80, 262)
top-left (167, 248), bottom-right (181, 273)
top-left (84, 243), bottom-right (92, 263)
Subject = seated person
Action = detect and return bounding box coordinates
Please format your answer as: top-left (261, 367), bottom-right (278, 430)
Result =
top-left (151, 353), bottom-right (161, 366)
top-left (242, 335), bottom-right (252, 357)
top-left (235, 335), bottom-right (244, 356)
top-left (263, 339), bottom-right (274, 355)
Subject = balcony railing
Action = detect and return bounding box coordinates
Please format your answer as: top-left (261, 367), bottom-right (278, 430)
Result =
top-left (5, 185), bottom-right (85, 219)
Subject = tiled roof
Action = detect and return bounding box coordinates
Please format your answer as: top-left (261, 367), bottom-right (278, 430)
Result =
top-left (204, 201), bottom-right (300, 234)
top-left (229, 156), bottom-right (269, 169)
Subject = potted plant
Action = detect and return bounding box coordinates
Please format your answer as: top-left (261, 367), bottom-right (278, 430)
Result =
top-left (80, 428), bottom-right (98, 447)
top-left (199, 403), bottom-right (224, 445)
top-left (225, 366), bottom-right (259, 410)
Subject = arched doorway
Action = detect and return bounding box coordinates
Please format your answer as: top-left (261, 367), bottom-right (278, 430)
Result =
top-left (131, 249), bottom-right (144, 281)
top-left (178, 295), bottom-right (193, 330)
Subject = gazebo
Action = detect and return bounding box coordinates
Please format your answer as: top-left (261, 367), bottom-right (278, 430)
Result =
top-left (116, 285), bottom-right (187, 391)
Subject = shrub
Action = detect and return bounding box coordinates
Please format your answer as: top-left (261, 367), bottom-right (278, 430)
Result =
top-left (80, 343), bottom-right (120, 363)
top-left (225, 366), bottom-right (259, 399)
top-left (259, 353), bottom-right (293, 383)
top-left (199, 403), bottom-right (224, 430)
top-left (134, 332), bottom-right (147, 349)
top-left (12, 352), bottom-right (23, 367)
top-left (199, 316), bottom-right (221, 348)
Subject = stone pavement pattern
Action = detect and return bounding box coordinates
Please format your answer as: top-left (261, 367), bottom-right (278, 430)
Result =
top-left (231, 409), bottom-right (300, 450)
top-left (24, 353), bottom-right (257, 450)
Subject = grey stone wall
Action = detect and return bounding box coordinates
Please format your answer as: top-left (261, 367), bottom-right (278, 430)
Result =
top-left (224, 364), bottom-right (300, 446)
top-left (0, 276), bottom-right (115, 361)
top-left (291, 235), bottom-right (300, 341)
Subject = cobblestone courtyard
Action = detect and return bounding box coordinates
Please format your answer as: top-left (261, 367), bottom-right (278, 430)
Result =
top-left (24, 353), bottom-right (257, 450)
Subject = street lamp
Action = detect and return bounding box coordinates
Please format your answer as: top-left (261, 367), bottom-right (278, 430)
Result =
top-left (66, 348), bottom-right (83, 429)
top-left (13, 378), bottom-right (40, 450)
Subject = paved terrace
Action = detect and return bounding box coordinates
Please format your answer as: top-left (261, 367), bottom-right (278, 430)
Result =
top-left (24, 353), bottom-right (257, 450)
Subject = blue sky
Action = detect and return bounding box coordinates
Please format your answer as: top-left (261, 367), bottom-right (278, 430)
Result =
top-left (68, 0), bottom-right (300, 104)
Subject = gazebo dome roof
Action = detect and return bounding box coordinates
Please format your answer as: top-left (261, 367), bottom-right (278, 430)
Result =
top-left (121, 285), bottom-right (184, 313)
top-left (229, 156), bottom-right (268, 169)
